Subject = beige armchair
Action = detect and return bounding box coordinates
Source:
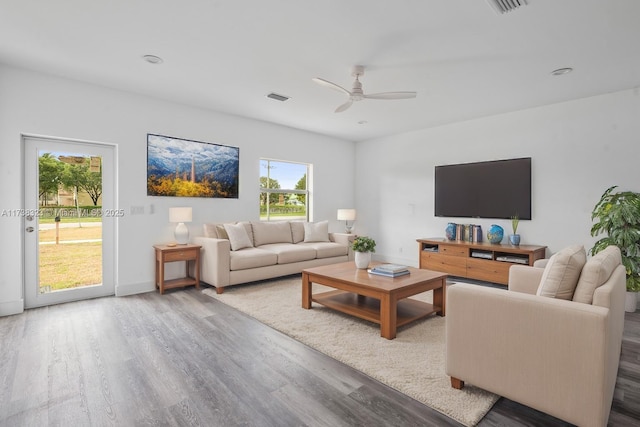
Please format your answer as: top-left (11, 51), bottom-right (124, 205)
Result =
top-left (446, 245), bottom-right (626, 427)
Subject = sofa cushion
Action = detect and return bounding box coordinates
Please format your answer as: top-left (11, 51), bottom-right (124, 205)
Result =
top-left (259, 243), bottom-right (317, 264)
top-left (216, 224), bottom-right (229, 239)
top-left (573, 246), bottom-right (622, 304)
top-left (238, 221), bottom-right (254, 243)
top-left (229, 247), bottom-right (278, 270)
top-left (536, 245), bottom-right (586, 300)
top-left (203, 223), bottom-right (218, 238)
top-left (299, 241), bottom-right (348, 258)
top-left (203, 223), bottom-right (233, 240)
top-left (224, 223), bottom-right (253, 251)
top-left (303, 220), bottom-right (329, 242)
top-left (251, 221), bottom-right (293, 246)
top-left (290, 221), bottom-right (305, 243)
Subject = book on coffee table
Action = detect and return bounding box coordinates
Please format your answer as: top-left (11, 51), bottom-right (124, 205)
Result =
top-left (373, 263), bottom-right (410, 273)
top-left (368, 267), bottom-right (410, 278)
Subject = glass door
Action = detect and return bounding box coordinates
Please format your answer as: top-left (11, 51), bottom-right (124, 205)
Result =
top-left (23, 136), bottom-right (116, 308)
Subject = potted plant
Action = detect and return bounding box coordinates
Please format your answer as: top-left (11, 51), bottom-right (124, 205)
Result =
top-left (509, 214), bottom-right (520, 246)
top-left (352, 236), bottom-right (376, 269)
top-left (590, 185), bottom-right (640, 312)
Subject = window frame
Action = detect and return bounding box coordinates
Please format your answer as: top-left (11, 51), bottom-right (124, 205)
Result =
top-left (260, 158), bottom-right (309, 222)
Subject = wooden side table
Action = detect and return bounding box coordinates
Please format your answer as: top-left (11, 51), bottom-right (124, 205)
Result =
top-left (153, 244), bottom-right (202, 294)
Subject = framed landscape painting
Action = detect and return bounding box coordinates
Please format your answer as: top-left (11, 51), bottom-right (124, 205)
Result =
top-left (147, 134), bottom-right (239, 198)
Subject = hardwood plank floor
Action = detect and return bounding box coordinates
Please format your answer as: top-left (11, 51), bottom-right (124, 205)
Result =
top-left (0, 285), bottom-right (638, 426)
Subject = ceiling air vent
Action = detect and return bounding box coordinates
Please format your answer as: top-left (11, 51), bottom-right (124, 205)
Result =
top-left (486, 0), bottom-right (527, 14)
top-left (266, 92), bottom-right (290, 102)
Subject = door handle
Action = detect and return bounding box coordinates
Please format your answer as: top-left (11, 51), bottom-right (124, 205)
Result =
top-left (26, 226), bottom-right (34, 233)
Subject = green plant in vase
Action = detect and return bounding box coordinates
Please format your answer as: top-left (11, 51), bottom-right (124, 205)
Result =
top-left (352, 236), bottom-right (376, 269)
top-left (352, 236), bottom-right (376, 253)
top-left (590, 186), bottom-right (640, 296)
top-left (509, 214), bottom-right (520, 245)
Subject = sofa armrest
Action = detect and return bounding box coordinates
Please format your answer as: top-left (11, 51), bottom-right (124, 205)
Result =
top-left (329, 232), bottom-right (352, 247)
top-left (446, 283), bottom-right (613, 427)
top-left (192, 236), bottom-right (231, 287)
top-left (533, 258), bottom-right (549, 268)
top-left (508, 264), bottom-right (544, 294)
top-left (329, 232), bottom-right (354, 260)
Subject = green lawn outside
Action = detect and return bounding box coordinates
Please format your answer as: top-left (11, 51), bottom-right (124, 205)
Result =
top-left (38, 225), bottom-right (102, 291)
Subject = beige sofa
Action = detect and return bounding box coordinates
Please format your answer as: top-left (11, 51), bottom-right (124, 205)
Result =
top-left (446, 245), bottom-right (626, 427)
top-left (192, 220), bottom-right (351, 293)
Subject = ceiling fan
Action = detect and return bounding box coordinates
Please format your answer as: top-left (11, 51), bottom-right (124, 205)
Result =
top-left (312, 65), bottom-right (417, 113)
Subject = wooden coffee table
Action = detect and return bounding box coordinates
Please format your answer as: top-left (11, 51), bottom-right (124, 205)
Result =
top-left (302, 262), bottom-right (447, 339)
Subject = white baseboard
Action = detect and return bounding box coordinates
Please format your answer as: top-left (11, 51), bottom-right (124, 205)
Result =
top-left (116, 281), bottom-right (155, 297)
top-left (0, 298), bottom-right (24, 317)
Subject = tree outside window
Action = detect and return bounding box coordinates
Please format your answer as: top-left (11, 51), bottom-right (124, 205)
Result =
top-left (260, 159), bottom-right (309, 221)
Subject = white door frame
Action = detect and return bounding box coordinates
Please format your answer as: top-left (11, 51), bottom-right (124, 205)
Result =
top-left (23, 134), bottom-right (118, 308)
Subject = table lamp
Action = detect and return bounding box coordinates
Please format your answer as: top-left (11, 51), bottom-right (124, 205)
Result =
top-left (337, 209), bottom-right (356, 234)
top-left (169, 207), bottom-right (192, 244)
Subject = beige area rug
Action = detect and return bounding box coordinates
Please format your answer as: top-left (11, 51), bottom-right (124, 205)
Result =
top-left (202, 276), bottom-right (498, 426)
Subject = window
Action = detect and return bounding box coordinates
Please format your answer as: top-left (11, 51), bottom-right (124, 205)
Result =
top-left (260, 159), bottom-right (309, 221)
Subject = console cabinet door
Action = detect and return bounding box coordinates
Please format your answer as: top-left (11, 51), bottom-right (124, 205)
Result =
top-left (423, 253), bottom-right (467, 277)
top-left (466, 258), bottom-right (511, 285)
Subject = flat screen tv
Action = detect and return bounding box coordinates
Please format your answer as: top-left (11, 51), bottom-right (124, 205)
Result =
top-left (434, 157), bottom-right (531, 220)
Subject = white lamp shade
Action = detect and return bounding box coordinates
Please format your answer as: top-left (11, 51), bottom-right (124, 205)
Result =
top-left (169, 207), bottom-right (192, 223)
top-left (337, 209), bottom-right (356, 221)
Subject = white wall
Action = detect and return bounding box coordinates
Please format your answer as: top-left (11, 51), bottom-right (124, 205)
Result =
top-left (0, 64), bottom-right (355, 315)
top-left (355, 88), bottom-right (640, 266)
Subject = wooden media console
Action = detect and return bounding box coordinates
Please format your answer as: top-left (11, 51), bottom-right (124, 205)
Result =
top-left (417, 238), bottom-right (547, 285)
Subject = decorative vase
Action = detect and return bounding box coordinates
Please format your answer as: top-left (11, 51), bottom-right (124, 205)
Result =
top-left (487, 224), bottom-right (504, 244)
top-left (509, 234), bottom-right (521, 246)
top-left (445, 222), bottom-right (457, 240)
top-left (354, 251), bottom-right (372, 269)
top-left (625, 291), bottom-right (638, 313)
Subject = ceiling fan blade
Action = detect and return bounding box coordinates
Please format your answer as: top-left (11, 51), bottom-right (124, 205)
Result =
top-left (364, 92), bottom-right (417, 100)
top-left (335, 99), bottom-right (353, 113)
top-left (312, 77), bottom-right (351, 96)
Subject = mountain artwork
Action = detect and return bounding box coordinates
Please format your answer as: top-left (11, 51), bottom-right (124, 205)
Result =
top-left (147, 134), bottom-right (239, 198)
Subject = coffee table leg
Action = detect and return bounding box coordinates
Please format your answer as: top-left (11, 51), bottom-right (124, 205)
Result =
top-left (434, 278), bottom-right (446, 316)
top-left (302, 272), bottom-right (312, 309)
top-left (380, 294), bottom-right (397, 339)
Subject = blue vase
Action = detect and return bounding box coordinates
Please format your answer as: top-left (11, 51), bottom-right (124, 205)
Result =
top-left (509, 234), bottom-right (521, 245)
top-left (487, 224), bottom-right (504, 244)
top-left (445, 222), bottom-right (456, 240)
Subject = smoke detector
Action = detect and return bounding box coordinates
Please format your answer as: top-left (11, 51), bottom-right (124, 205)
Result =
top-left (486, 0), bottom-right (528, 14)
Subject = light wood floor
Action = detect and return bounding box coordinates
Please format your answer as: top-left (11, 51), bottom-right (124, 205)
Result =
top-left (1, 285), bottom-right (638, 426)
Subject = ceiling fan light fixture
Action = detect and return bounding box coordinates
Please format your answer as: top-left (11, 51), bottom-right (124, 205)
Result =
top-left (313, 66), bottom-right (417, 113)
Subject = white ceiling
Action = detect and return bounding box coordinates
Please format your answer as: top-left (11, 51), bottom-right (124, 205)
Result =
top-left (1, 0), bottom-right (638, 142)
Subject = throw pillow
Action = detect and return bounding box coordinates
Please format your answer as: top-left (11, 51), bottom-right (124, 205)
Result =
top-left (290, 221), bottom-right (306, 243)
top-left (224, 223), bottom-right (253, 251)
top-left (203, 223), bottom-right (217, 238)
top-left (216, 224), bottom-right (229, 240)
top-left (536, 245), bottom-right (586, 300)
top-left (303, 220), bottom-right (330, 242)
top-left (573, 246), bottom-right (622, 304)
top-left (251, 221), bottom-right (293, 246)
